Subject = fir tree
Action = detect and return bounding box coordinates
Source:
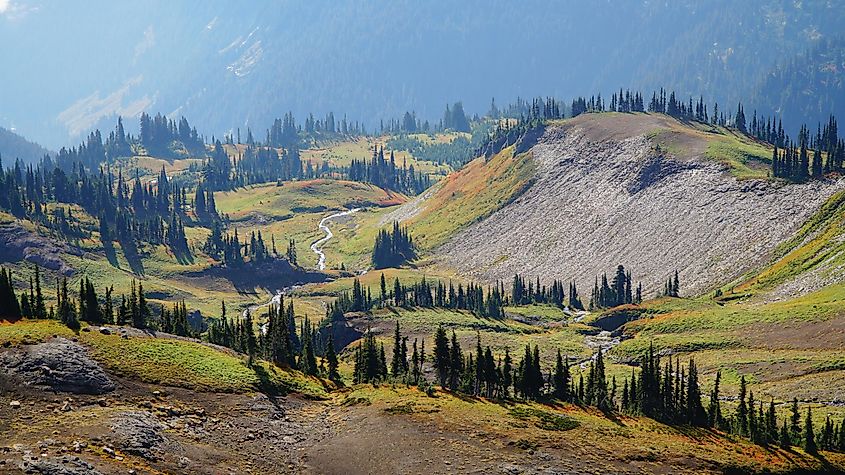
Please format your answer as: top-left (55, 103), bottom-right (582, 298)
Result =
top-left (804, 407), bottom-right (817, 454)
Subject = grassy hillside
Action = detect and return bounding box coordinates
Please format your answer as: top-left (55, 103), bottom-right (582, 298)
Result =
top-left (299, 136), bottom-right (453, 176)
top-left (613, 189), bottom-right (845, 402)
top-left (337, 385), bottom-right (844, 474)
top-left (731, 189), bottom-right (845, 296)
top-left (388, 144), bottom-right (535, 250)
top-left (0, 320), bottom-right (327, 397)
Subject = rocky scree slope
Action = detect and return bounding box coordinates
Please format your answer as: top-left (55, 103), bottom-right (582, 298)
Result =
top-left (435, 113), bottom-right (845, 297)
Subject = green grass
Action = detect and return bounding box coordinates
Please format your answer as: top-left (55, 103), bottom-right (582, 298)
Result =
top-left (215, 179), bottom-right (406, 272)
top-left (641, 115), bottom-right (773, 180)
top-left (733, 189), bottom-right (845, 295)
top-left (299, 135), bottom-right (453, 176)
top-left (345, 306), bottom-right (595, 368)
top-left (703, 135), bottom-right (772, 180)
top-left (615, 286), bottom-right (845, 401)
top-left (405, 145), bottom-right (536, 250)
top-left (338, 385), bottom-right (845, 473)
top-left (505, 304), bottom-right (571, 321)
top-left (0, 320), bottom-right (328, 398)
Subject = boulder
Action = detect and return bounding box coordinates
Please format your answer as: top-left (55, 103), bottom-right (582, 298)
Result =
top-left (108, 411), bottom-right (166, 461)
top-left (0, 338), bottom-right (115, 394)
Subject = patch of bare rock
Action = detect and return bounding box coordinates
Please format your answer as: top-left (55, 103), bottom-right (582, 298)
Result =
top-left (437, 120), bottom-right (845, 297)
top-left (0, 338), bottom-right (115, 394)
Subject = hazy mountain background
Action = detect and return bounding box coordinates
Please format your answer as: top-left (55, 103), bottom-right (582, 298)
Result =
top-left (1, 0), bottom-right (843, 149)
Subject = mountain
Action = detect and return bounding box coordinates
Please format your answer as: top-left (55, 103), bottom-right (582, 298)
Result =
top-left (397, 112), bottom-right (845, 297)
top-left (0, 127), bottom-right (51, 164)
top-left (752, 34), bottom-right (845, 130)
top-left (3, 0), bottom-right (844, 147)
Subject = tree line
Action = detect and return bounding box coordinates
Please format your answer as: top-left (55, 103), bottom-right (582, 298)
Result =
top-left (327, 268), bottom-right (607, 323)
top-left (353, 321), bottom-right (845, 455)
top-left (206, 297), bottom-right (340, 381)
top-left (0, 265), bottom-right (160, 334)
top-left (478, 88), bottom-right (842, 185)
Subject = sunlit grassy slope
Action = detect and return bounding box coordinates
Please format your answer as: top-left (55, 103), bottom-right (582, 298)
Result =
top-left (214, 179), bottom-right (407, 271)
top-left (616, 189), bottom-right (845, 402)
top-left (403, 145), bottom-right (536, 250)
top-left (340, 385), bottom-right (844, 474)
top-left (0, 320), bottom-right (327, 397)
top-left (299, 136), bottom-right (453, 176)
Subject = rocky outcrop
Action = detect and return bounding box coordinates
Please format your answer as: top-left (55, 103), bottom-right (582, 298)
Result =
top-left (0, 223), bottom-right (78, 275)
top-left (437, 114), bottom-right (845, 297)
top-left (108, 411), bottom-right (167, 461)
top-left (0, 338), bottom-right (115, 394)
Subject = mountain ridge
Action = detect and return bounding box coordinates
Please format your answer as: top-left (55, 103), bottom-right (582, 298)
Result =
top-left (412, 113), bottom-right (845, 296)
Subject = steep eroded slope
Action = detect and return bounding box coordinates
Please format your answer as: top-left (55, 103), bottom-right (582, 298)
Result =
top-left (435, 113), bottom-right (845, 296)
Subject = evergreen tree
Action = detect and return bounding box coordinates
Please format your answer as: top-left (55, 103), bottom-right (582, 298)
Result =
top-left (448, 331), bottom-right (463, 390)
top-left (325, 333), bottom-right (340, 382)
top-left (685, 359), bottom-right (706, 426)
top-left (790, 398), bottom-right (802, 444)
top-left (390, 320), bottom-right (404, 377)
top-left (804, 407), bottom-right (817, 454)
top-left (553, 349), bottom-right (570, 401)
top-left (433, 325), bottom-right (450, 387)
top-left (735, 375), bottom-right (748, 436)
top-left (707, 370), bottom-right (723, 428)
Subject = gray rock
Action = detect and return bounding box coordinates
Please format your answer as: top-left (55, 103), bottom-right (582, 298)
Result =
top-left (0, 338), bottom-right (115, 394)
top-left (435, 115), bottom-right (845, 298)
top-left (18, 455), bottom-right (101, 475)
top-left (108, 411), bottom-right (166, 461)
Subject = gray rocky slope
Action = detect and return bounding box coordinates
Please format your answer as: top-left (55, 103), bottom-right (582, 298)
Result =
top-left (434, 114), bottom-right (845, 297)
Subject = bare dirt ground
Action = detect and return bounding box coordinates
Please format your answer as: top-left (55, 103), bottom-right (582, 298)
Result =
top-left (436, 114), bottom-right (845, 297)
top-left (0, 376), bottom-right (336, 474)
top-left (0, 381), bottom-right (633, 475)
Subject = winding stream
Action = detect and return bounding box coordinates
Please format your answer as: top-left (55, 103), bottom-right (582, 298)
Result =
top-left (240, 208), bottom-right (362, 327)
top-left (310, 208), bottom-right (361, 271)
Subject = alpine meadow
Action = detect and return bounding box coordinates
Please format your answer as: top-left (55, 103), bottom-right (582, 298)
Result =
top-left (2, 1), bottom-right (845, 474)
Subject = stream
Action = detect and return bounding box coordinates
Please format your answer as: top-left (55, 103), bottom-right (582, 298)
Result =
top-left (310, 208), bottom-right (362, 271)
top-left (240, 208), bottom-right (362, 327)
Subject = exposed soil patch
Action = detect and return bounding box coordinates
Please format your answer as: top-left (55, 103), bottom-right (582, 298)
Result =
top-left (741, 314), bottom-right (845, 350)
top-left (0, 376), bottom-right (335, 474)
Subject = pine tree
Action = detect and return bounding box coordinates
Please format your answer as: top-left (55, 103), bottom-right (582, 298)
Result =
top-left (448, 331), bottom-right (463, 390)
top-left (686, 359), bottom-right (706, 426)
top-left (390, 321), bottom-right (404, 377)
top-left (736, 376), bottom-right (748, 436)
top-left (243, 309), bottom-right (257, 366)
top-left (433, 325), bottom-right (450, 388)
top-left (33, 265), bottom-right (46, 319)
top-left (553, 350), bottom-right (569, 401)
top-left (780, 420), bottom-right (792, 448)
top-left (502, 347), bottom-right (513, 398)
top-left (790, 398), bottom-right (801, 444)
top-left (804, 407), bottom-right (817, 454)
top-left (707, 370), bottom-right (722, 428)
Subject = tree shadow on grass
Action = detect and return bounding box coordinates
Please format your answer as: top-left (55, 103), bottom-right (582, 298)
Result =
top-left (252, 361), bottom-right (288, 397)
top-left (119, 237), bottom-right (145, 276)
top-left (103, 241), bottom-right (120, 269)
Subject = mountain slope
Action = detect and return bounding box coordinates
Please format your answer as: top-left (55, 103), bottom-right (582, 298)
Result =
top-left (4, 1), bottom-right (844, 146)
top-left (0, 127), bottom-right (51, 164)
top-left (414, 113), bottom-right (845, 296)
